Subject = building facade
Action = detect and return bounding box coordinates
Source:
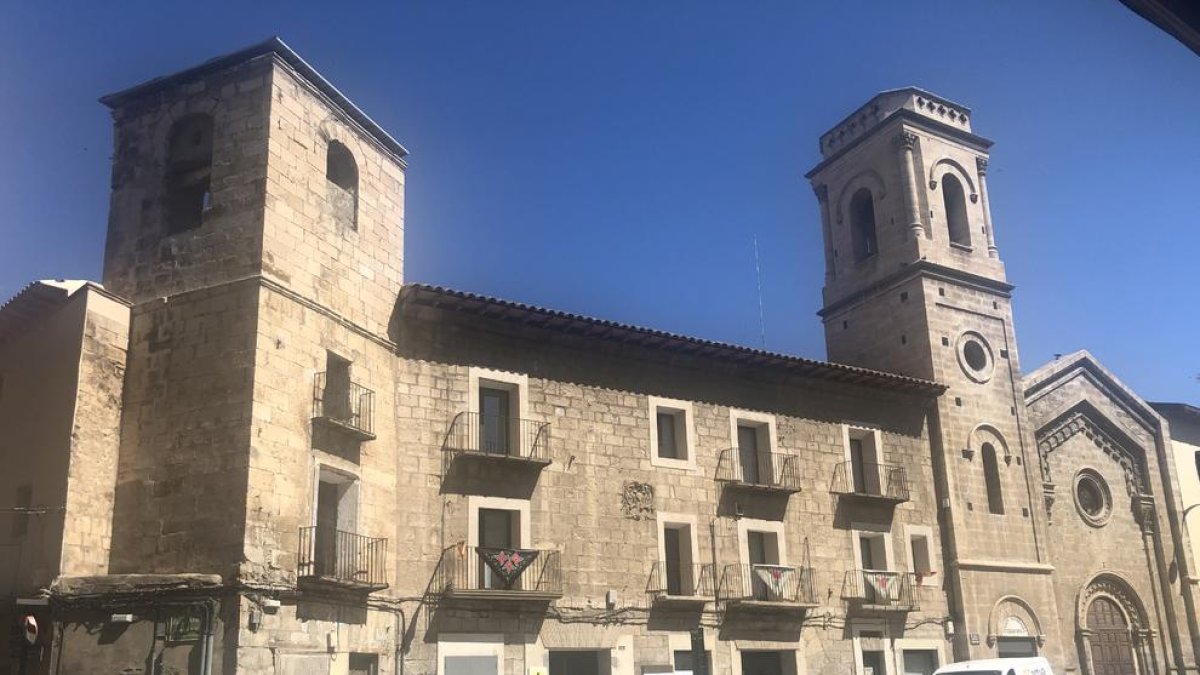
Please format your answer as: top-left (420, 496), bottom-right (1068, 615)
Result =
top-left (1, 39), bottom-right (1198, 675)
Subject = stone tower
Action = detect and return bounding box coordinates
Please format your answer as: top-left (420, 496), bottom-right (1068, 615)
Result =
top-left (98, 38), bottom-right (407, 582)
top-left (807, 89), bottom-right (1064, 662)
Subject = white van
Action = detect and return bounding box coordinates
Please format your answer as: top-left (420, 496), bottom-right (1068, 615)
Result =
top-left (933, 657), bottom-right (1054, 675)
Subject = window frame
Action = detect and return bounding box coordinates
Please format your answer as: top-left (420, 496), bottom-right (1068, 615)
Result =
top-left (648, 396), bottom-right (697, 471)
top-left (905, 525), bottom-right (938, 588)
top-left (850, 522), bottom-right (894, 573)
top-left (842, 424), bottom-right (884, 495)
top-left (736, 517), bottom-right (787, 567)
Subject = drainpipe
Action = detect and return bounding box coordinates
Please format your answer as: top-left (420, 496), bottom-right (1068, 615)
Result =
top-left (393, 606), bottom-right (406, 675)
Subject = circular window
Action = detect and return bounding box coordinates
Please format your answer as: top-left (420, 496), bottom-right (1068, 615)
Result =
top-left (956, 332), bottom-right (995, 383)
top-left (1074, 469), bottom-right (1113, 527)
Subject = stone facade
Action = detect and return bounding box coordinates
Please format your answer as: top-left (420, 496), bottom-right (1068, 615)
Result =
top-left (1, 39), bottom-right (1198, 675)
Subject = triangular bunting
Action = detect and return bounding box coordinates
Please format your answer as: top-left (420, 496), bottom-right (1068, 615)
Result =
top-left (863, 571), bottom-right (896, 600)
top-left (752, 564), bottom-right (796, 599)
top-left (478, 547), bottom-right (539, 588)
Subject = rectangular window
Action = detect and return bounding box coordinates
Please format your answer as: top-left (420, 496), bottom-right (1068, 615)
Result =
top-left (650, 396), bottom-right (695, 469)
top-left (673, 649), bottom-right (711, 675)
top-left (468, 368), bottom-right (528, 458)
top-left (658, 411), bottom-right (682, 459)
top-left (909, 531), bottom-right (934, 585)
top-left (858, 533), bottom-right (888, 571)
top-left (901, 650), bottom-right (938, 675)
top-left (737, 423), bottom-right (763, 484)
top-left (349, 653), bottom-right (379, 675)
top-left (747, 530), bottom-right (781, 600)
top-left (861, 649), bottom-right (888, 675)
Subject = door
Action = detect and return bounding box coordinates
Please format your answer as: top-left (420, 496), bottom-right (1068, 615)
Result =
top-left (738, 424), bottom-right (761, 484)
top-left (479, 508), bottom-right (515, 589)
top-left (862, 650), bottom-right (887, 675)
top-left (549, 651), bottom-right (605, 675)
top-left (479, 387), bottom-right (511, 455)
top-left (740, 651), bottom-right (783, 675)
top-left (747, 531), bottom-right (777, 600)
top-left (349, 653), bottom-right (378, 675)
top-left (314, 479), bottom-right (340, 577)
top-left (1088, 597), bottom-right (1136, 675)
top-left (445, 656), bottom-right (498, 675)
top-left (850, 438), bottom-right (880, 494)
top-left (664, 526), bottom-right (687, 595)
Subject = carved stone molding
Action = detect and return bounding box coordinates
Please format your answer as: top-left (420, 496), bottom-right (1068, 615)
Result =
top-left (1036, 410), bottom-right (1146, 497)
top-left (1043, 482), bottom-right (1057, 522)
top-left (976, 157), bottom-right (989, 175)
top-left (1079, 574), bottom-right (1147, 632)
top-left (892, 131), bottom-right (919, 150)
top-left (813, 183), bottom-right (829, 202)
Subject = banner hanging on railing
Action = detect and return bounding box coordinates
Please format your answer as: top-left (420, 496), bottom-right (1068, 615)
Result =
top-left (863, 571), bottom-right (896, 600)
top-left (478, 547), bottom-right (539, 587)
top-left (752, 564), bottom-right (795, 599)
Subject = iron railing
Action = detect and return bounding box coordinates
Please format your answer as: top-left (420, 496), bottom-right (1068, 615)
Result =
top-left (715, 448), bottom-right (801, 492)
top-left (312, 372), bottom-right (375, 439)
top-left (433, 545), bottom-right (562, 597)
top-left (443, 412), bottom-right (551, 462)
top-left (647, 562), bottom-right (716, 600)
top-left (720, 564), bottom-right (817, 605)
top-left (298, 526), bottom-right (388, 591)
top-left (841, 570), bottom-right (919, 610)
top-left (830, 461), bottom-right (910, 502)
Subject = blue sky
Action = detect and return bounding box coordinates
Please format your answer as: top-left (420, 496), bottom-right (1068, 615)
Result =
top-left (1, 1), bottom-right (1197, 403)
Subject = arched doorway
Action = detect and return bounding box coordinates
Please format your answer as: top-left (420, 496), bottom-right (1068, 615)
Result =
top-left (1087, 596), bottom-right (1135, 674)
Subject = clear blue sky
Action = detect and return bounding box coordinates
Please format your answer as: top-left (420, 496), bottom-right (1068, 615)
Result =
top-left (1, 1), bottom-right (1197, 403)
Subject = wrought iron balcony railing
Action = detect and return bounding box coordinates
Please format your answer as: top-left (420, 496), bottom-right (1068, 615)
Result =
top-left (312, 372), bottom-right (376, 440)
top-left (433, 545), bottom-right (562, 600)
top-left (647, 562), bottom-right (716, 603)
top-left (841, 570), bottom-right (919, 611)
top-left (830, 461), bottom-right (910, 503)
top-left (443, 412), bottom-right (551, 463)
top-left (715, 448), bottom-right (801, 493)
top-left (719, 563), bottom-right (817, 606)
top-left (298, 526), bottom-right (388, 592)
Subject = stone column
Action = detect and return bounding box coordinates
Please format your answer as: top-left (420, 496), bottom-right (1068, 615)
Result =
top-left (893, 131), bottom-right (925, 241)
top-left (1078, 629), bottom-right (1095, 675)
top-left (813, 184), bottom-right (835, 282)
top-left (976, 157), bottom-right (999, 258)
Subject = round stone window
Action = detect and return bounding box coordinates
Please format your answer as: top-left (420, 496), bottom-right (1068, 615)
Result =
top-left (956, 332), bottom-right (995, 383)
top-left (1074, 469), bottom-right (1113, 527)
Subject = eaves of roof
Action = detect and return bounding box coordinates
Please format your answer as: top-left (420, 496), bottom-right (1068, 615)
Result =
top-left (400, 283), bottom-right (946, 397)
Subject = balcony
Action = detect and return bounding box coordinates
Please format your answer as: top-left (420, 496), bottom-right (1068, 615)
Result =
top-left (433, 545), bottom-right (562, 601)
top-left (443, 412), bottom-right (551, 464)
top-left (715, 448), bottom-right (801, 493)
top-left (312, 372), bottom-right (376, 441)
top-left (830, 461), bottom-right (910, 504)
top-left (841, 570), bottom-right (919, 612)
top-left (297, 526), bottom-right (388, 592)
top-left (647, 562), bottom-right (716, 607)
top-left (719, 564), bottom-right (818, 611)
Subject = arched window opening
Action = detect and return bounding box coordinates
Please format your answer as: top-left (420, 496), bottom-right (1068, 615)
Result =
top-left (982, 442), bottom-right (1004, 514)
top-left (943, 174), bottom-right (971, 247)
top-left (165, 114), bottom-right (214, 234)
top-left (849, 188), bottom-right (878, 262)
top-left (326, 141), bottom-right (359, 230)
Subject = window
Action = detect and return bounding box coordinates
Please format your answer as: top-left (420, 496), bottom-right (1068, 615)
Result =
top-left (740, 651), bottom-right (790, 675)
top-left (849, 188), bottom-right (878, 262)
top-left (649, 396), bottom-right (695, 470)
top-left (942, 174), bottom-right (970, 247)
top-left (550, 651), bottom-right (610, 675)
top-left (901, 650), bottom-right (939, 675)
top-left (747, 530), bottom-right (782, 600)
top-left (673, 650), bottom-right (711, 675)
top-left (478, 508), bottom-right (519, 589)
top-left (847, 428), bottom-right (883, 496)
top-left (730, 409), bottom-right (777, 486)
top-left (906, 527), bottom-right (936, 587)
top-left (323, 351), bottom-right (352, 421)
top-left (349, 653), bottom-right (379, 675)
top-left (12, 484), bottom-right (31, 538)
top-left (858, 532), bottom-right (889, 572)
top-left (982, 443), bottom-right (1004, 514)
top-left (658, 410), bottom-right (684, 459)
top-left (327, 140), bottom-right (359, 230)
top-left (1074, 469), bottom-right (1113, 527)
top-left (468, 368), bottom-right (528, 457)
top-left (165, 114), bottom-right (214, 234)
top-left (439, 635), bottom-right (503, 675)
top-left (956, 332), bottom-right (995, 383)
top-left (313, 468), bottom-right (358, 576)
top-left (658, 513), bottom-right (701, 596)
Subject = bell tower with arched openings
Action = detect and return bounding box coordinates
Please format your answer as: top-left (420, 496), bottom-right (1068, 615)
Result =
top-left (807, 88), bottom-right (1065, 663)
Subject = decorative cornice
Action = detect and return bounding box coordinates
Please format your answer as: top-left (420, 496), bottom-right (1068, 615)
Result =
top-left (813, 183), bottom-right (829, 202)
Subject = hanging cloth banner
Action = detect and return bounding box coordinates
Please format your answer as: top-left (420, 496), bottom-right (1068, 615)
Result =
top-left (752, 565), bottom-right (796, 599)
top-left (478, 547), bottom-right (539, 588)
top-left (863, 571), bottom-right (896, 600)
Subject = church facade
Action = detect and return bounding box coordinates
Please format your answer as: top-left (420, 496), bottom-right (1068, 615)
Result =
top-left (1, 39), bottom-right (1197, 675)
